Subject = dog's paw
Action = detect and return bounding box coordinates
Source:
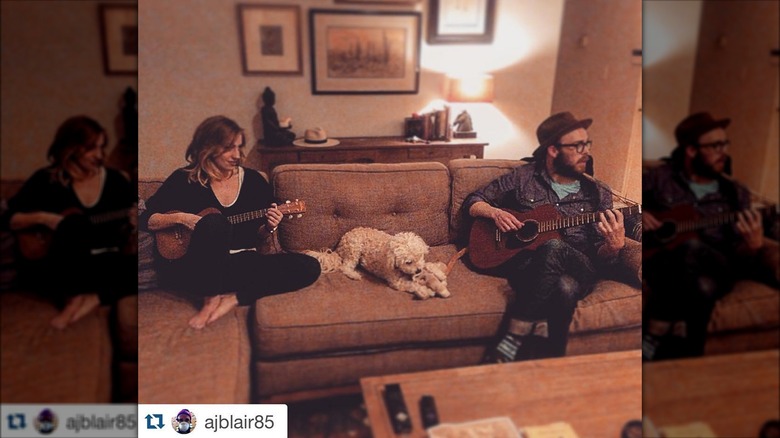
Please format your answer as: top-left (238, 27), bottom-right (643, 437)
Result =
top-left (342, 269), bottom-right (362, 280)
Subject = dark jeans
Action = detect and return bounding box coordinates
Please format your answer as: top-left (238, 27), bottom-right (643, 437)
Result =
top-left (495, 239), bottom-right (598, 356)
top-left (18, 214), bottom-right (136, 307)
top-left (157, 213), bottom-right (320, 305)
top-left (644, 240), bottom-right (737, 357)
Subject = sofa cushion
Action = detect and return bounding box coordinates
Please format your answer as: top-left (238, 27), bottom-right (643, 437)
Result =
top-left (253, 245), bottom-right (511, 359)
top-left (272, 163), bottom-right (451, 251)
top-left (708, 280), bottom-right (779, 333)
top-left (571, 280), bottom-right (642, 333)
top-left (138, 291), bottom-right (251, 403)
top-left (1, 291), bottom-right (112, 402)
top-left (448, 158), bottom-right (526, 240)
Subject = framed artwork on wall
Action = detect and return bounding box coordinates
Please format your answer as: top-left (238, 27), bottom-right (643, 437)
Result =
top-left (309, 9), bottom-right (422, 94)
top-left (237, 4), bottom-right (302, 75)
top-left (427, 0), bottom-right (496, 44)
top-left (99, 4), bottom-right (137, 75)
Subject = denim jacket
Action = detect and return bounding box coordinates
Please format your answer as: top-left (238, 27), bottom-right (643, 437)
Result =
top-left (642, 161), bottom-right (750, 247)
top-left (463, 162), bottom-right (614, 259)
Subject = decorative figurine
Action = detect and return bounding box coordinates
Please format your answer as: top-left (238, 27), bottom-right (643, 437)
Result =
top-left (452, 110), bottom-right (476, 138)
top-left (261, 86), bottom-right (295, 146)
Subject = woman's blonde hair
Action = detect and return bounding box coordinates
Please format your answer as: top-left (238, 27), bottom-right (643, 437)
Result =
top-left (47, 116), bottom-right (107, 184)
top-left (184, 116), bottom-right (245, 186)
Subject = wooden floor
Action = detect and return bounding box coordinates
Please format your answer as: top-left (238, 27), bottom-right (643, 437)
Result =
top-left (288, 393), bottom-right (372, 438)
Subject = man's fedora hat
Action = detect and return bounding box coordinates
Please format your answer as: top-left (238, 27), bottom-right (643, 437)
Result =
top-left (292, 127), bottom-right (340, 147)
top-left (674, 112), bottom-right (730, 147)
top-left (532, 112), bottom-right (592, 158)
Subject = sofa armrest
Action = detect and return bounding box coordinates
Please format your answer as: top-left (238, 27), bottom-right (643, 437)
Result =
top-left (616, 238), bottom-right (642, 287)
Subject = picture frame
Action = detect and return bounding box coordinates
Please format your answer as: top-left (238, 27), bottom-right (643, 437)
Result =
top-left (309, 9), bottom-right (422, 94)
top-left (98, 4), bottom-right (137, 75)
top-left (427, 0), bottom-right (496, 44)
top-left (237, 4), bottom-right (302, 75)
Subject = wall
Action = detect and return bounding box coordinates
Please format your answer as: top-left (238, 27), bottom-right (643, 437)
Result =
top-left (689, 0), bottom-right (779, 202)
top-left (138, 0), bottom-right (565, 179)
top-left (551, 0), bottom-right (642, 199)
top-left (0, 0), bottom-right (138, 180)
top-left (642, 0), bottom-right (702, 160)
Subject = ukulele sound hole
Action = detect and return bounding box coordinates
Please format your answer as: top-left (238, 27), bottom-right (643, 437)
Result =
top-left (514, 220), bottom-right (539, 242)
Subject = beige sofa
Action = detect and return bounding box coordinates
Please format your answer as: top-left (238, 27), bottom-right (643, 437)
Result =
top-left (137, 159), bottom-right (643, 403)
top-left (0, 181), bottom-right (138, 403)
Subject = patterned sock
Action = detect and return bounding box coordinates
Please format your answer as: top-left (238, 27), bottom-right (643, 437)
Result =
top-left (494, 333), bottom-right (525, 363)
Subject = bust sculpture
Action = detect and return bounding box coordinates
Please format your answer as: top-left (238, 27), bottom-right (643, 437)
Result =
top-left (261, 87), bottom-right (295, 146)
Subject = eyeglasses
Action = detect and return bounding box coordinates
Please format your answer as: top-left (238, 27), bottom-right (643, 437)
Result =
top-left (697, 140), bottom-right (729, 151)
top-left (556, 140), bottom-right (592, 154)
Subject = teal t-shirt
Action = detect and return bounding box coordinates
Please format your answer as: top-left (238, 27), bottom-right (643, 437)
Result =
top-left (551, 180), bottom-right (581, 200)
top-left (687, 180), bottom-right (719, 200)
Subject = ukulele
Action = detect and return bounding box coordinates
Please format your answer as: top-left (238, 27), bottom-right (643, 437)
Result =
top-left (643, 203), bottom-right (778, 257)
top-left (15, 206), bottom-right (135, 260)
top-left (467, 203), bottom-right (642, 269)
top-left (155, 199), bottom-right (306, 260)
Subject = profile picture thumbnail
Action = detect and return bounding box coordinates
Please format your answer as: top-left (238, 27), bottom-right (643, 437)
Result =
top-left (34, 409), bottom-right (58, 435)
top-left (172, 408), bottom-right (196, 434)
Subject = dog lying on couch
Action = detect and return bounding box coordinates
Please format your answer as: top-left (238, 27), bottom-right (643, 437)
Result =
top-left (307, 227), bottom-right (436, 299)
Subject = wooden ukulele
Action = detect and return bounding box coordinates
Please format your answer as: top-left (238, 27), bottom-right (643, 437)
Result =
top-left (16, 207), bottom-right (135, 260)
top-left (643, 203), bottom-right (778, 257)
top-left (467, 204), bottom-right (642, 269)
top-left (155, 200), bottom-right (306, 260)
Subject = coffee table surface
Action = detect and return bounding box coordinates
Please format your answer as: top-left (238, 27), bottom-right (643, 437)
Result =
top-left (643, 349), bottom-right (780, 438)
top-left (361, 350), bottom-right (641, 437)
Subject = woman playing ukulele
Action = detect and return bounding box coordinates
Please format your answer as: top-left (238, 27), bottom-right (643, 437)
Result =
top-left (139, 115), bottom-right (320, 329)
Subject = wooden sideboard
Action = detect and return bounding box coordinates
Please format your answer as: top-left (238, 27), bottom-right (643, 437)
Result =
top-left (248, 136), bottom-right (487, 176)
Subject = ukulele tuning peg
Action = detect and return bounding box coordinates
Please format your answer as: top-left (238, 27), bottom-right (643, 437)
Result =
top-left (285, 200), bottom-right (291, 204)
top-left (295, 198), bottom-right (299, 202)
top-left (288, 215), bottom-right (293, 219)
top-left (296, 214), bottom-right (302, 218)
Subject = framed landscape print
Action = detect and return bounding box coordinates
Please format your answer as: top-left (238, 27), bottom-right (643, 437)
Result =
top-left (99, 3), bottom-right (137, 75)
top-left (309, 9), bottom-right (422, 94)
top-left (237, 4), bottom-right (302, 75)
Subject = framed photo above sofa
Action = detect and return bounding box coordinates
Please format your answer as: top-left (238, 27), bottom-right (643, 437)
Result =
top-left (427, 0), bottom-right (496, 44)
top-left (309, 9), bottom-right (422, 94)
top-left (99, 3), bottom-right (137, 75)
top-left (237, 4), bottom-right (302, 75)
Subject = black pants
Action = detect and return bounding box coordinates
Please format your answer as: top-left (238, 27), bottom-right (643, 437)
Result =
top-left (644, 240), bottom-right (738, 357)
top-left (18, 214), bottom-right (136, 307)
top-left (157, 213), bottom-right (321, 305)
top-left (495, 239), bottom-right (598, 356)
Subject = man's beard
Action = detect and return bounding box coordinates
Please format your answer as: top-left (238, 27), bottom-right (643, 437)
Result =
top-left (691, 152), bottom-right (721, 179)
top-left (553, 153), bottom-right (586, 179)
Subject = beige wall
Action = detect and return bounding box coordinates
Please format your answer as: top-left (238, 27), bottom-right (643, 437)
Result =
top-left (138, 0), bottom-right (565, 179)
top-left (642, 0), bottom-right (702, 160)
top-left (690, 0), bottom-right (779, 202)
top-left (1, 0), bottom-right (138, 180)
top-left (551, 0), bottom-right (642, 199)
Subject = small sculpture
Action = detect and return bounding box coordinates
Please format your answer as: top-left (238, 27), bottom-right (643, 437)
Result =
top-left (261, 87), bottom-right (295, 146)
top-left (452, 110), bottom-right (476, 138)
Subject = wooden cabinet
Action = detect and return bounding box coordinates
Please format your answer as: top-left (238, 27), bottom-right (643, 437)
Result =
top-left (249, 136), bottom-right (487, 176)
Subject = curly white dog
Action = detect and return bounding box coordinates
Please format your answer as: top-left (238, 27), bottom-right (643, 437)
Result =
top-left (306, 227), bottom-right (432, 299)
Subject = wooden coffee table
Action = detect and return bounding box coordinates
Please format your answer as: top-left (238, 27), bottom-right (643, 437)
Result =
top-left (361, 350), bottom-right (641, 437)
top-left (643, 349), bottom-right (780, 438)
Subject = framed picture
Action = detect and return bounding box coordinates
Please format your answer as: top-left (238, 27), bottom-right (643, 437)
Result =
top-left (309, 9), bottom-right (422, 94)
top-left (237, 4), bottom-right (302, 75)
top-left (427, 0), bottom-right (496, 44)
top-left (98, 4), bottom-right (137, 75)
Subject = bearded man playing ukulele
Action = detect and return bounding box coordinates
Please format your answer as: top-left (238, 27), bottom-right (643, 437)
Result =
top-left (465, 112), bottom-right (627, 363)
top-left (642, 112), bottom-right (776, 361)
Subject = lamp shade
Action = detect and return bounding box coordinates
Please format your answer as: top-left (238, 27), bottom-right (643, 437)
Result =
top-left (446, 74), bottom-right (495, 102)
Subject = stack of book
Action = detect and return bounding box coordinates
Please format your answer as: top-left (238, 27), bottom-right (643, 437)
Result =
top-left (404, 106), bottom-right (452, 141)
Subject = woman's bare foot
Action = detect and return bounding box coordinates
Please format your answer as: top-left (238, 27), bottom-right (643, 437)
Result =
top-left (51, 295), bottom-right (84, 330)
top-left (206, 293), bottom-right (239, 325)
top-left (189, 295), bottom-right (222, 329)
top-left (50, 294), bottom-right (100, 329)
